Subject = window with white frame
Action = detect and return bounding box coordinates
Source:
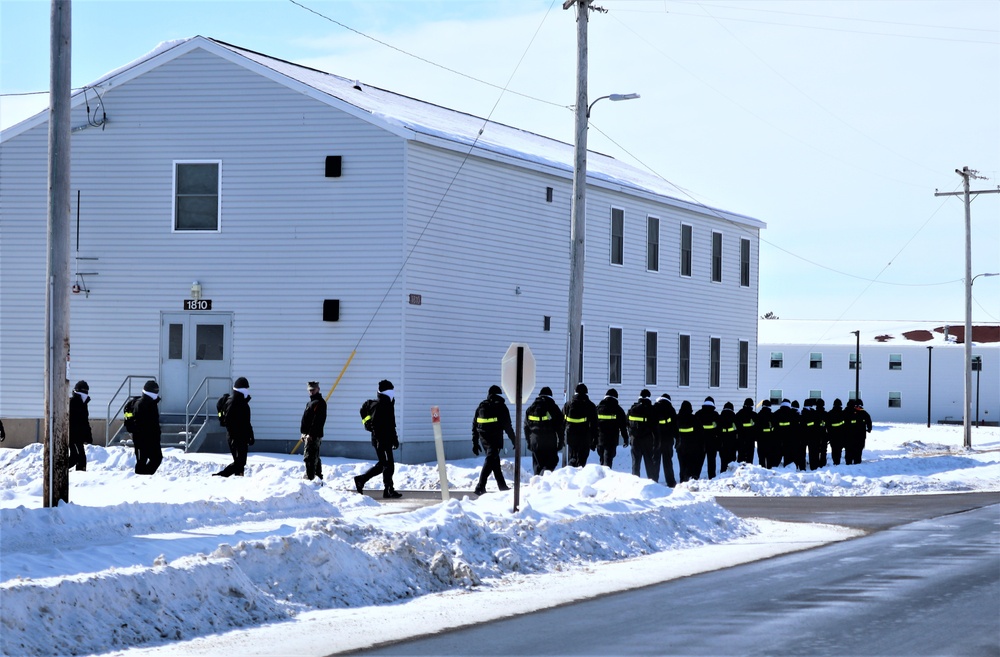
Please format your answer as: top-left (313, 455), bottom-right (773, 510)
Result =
top-left (680, 224), bottom-right (692, 277)
top-left (609, 327), bottom-right (623, 385)
top-left (810, 352), bottom-right (823, 369)
top-left (740, 238), bottom-right (751, 287)
top-left (809, 389), bottom-right (822, 400)
top-left (738, 340), bottom-right (749, 389)
top-left (647, 216), bottom-right (659, 272)
top-left (850, 353), bottom-right (862, 370)
top-left (888, 391), bottom-right (901, 408)
top-left (769, 390), bottom-right (782, 404)
top-left (645, 331), bottom-right (658, 386)
top-left (174, 161), bottom-right (220, 231)
top-left (678, 334), bottom-right (690, 387)
top-left (709, 337), bottom-right (721, 387)
top-left (611, 208), bottom-right (624, 266)
top-left (889, 354), bottom-right (902, 370)
top-left (770, 352), bottom-right (783, 368)
top-left (711, 231), bottom-right (723, 282)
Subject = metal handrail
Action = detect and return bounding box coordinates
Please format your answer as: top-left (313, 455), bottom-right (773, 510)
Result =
top-left (184, 376), bottom-right (232, 452)
top-left (105, 375), bottom-right (156, 445)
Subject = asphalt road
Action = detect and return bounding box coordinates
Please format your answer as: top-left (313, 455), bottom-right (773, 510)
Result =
top-left (353, 493), bottom-right (1000, 657)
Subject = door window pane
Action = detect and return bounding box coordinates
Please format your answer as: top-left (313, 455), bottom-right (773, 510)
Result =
top-left (196, 324), bottom-right (225, 361)
top-left (168, 324), bottom-right (183, 360)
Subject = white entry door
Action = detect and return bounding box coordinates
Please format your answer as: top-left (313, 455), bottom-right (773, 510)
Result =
top-left (160, 312), bottom-right (233, 415)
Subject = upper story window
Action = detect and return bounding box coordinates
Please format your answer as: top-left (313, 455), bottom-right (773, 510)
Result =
top-left (770, 351), bottom-right (783, 368)
top-left (740, 238), bottom-right (751, 287)
top-left (680, 224), bottom-right (692, 277)
top-left (174, 161), bottom-right (221, 231)
top-left (611, 208), bottom-right (624, 266)
top-left (889, 354), bottom-right (902, 370)
top-left (711, 231), bottom-right (723, 282)
top-left (647, 216), bottom-right (659, 272)
top-left (810, 352), bottom-right (823, 369)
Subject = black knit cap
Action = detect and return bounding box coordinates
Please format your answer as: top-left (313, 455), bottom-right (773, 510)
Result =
top-left (378, 379), bottom-right (394, 392)
top-left (488, 385), bottom-right (503, 396)
top-left (308, 381), bottom-right (320, 390)
top-left (575, 383), bottom-right (588, 394)
top-left (640, 389), bottom-right (651, 398)
top-left (234, 377), bottom-right (249, 389)
top-left (74, 380), bottom-right (89, 393)
top-left (605, 388), bottom-right (618, 398)
top-left (744, 397), bottom-right (754, 407)
top-left (659, 392), bottom-right (671, 401)
top-left (143, 380), bottom-right (159, 394)
top-left (540, 386), bottom-right (553, 396)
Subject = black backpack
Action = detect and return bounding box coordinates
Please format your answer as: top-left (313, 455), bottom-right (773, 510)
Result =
top-left (359, 398), bottom-right (378, 432)
top-left (627, 400), bottom-right (654, 439)
top-left (123, 396), bottom-right (140, 434)
top-left (216, 393), bottom-right (231, 427)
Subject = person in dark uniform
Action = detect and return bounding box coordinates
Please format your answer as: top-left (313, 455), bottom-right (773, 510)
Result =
top-left (68, 380), bottom-right (93, 472)
top-left (524, 386), bottom-right (564, 475)
top-left (627, 389), bottom-right (656, 480)
top-left (215, 377), bottom-right (254, 477)
top-left (652, 393), bottom-right (677, 487)
top-left (301, 381), bottom-right (327, 481)
top-left (756, 400), bottom-right (775, 468)
top-left (675, 400), bottom-right (698, 482)
top-left (826, 398), bottom-right (847, 465)
top-left (806, 398), bottom-right (828, 469)
top-left (845, 399), bottom-right (872, 465)
top-left (563, 383), bottom-right (598, 467)
top-left (355, 380), bottom-right (402, 497)
top-left (694, 397), bottom-right (720, 479)
top-left (772, 399), bottom-right (799, 469)
top-left (472, 385), bottom-right (516, 494)
top-left (133, 380), bottom-right (163, 475)
top-left (595, 389), bottom-right (629, 469)
top-left (734, 397), bottom-right (757, 465)
top-left (718, 401), bottom-right (738, 474)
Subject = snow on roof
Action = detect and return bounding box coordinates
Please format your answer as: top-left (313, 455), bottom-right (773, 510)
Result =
top-left (758, 319), bottom-right (1000, 347)
top-left (2, 36), bottom-right (764, 229)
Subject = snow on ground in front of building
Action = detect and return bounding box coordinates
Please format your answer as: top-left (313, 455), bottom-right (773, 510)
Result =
top-left (0, 423), bottom-right (996, 656)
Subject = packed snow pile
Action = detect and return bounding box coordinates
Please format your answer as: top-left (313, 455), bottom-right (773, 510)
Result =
top-left (0, 422), bottom-right (997, 656)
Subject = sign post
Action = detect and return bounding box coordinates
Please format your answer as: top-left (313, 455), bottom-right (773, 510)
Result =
top-left (431, 406), bottom-right (450, 503)
top-left (501, 343), bottom-right (535, 512)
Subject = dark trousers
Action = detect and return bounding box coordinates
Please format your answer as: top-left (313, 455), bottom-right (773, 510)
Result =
top-left (844, 434), bottom-right (866, 465)
top-left (808, 439), bottom-right (828, 470)
top-left (217, 436), bottom-right (249, 477)
top-left (829, 437), bottom-right (844, 465)
top-left (597, 444), bottom-right (617, 468)
top-left (705, 442), bottom-right (720, 479)
top-left (736, 436), bottom-right (755, 464)
top-left (720, 440), bottom-right (737, 473)
top-left (659, 443), bottom-right (677, 487)
top-left (303, 435), bottom-right (323, 480)
top-left (680, 445), bottom-right (705, 482)
top-left (134, 438), bottom-right (162, 475)
top-left (358, 444), bottom-right (395, 489)
top-left (68, 440), bottom-right (87, 471)
top-left (532, 447), bottom-right (559, 475)
top-left (567, 437), bottom-right (591, 468)
top-left (631, 436), bottom-right (656, 480)
top-left (477, 442), bottom-right (508, 491)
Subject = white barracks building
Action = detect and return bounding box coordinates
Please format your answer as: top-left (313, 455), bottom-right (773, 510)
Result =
top-left (0, 37), bottom-right (765, 460)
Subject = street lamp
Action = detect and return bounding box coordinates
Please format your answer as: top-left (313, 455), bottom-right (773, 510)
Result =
top-left (566, 82), bottom-right (638, 398)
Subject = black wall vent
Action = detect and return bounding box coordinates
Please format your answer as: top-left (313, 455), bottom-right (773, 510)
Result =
top-left (325, 156), bottom-right (342, 178)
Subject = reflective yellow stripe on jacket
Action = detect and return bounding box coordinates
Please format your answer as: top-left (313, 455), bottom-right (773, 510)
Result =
top-left (628, 416), bottom-right (647, 422)
top-left (528, 414), bottom-right (551, 422)
top-left (597, 414), bottom-right (616, 421)
top-left (476, 417), bottom-right (499, 424)
top-left (565, 417), bottom-right (587, 424)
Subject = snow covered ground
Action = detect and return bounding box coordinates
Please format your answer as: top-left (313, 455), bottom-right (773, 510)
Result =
top-left (1, 423), bottom-right (997, 656)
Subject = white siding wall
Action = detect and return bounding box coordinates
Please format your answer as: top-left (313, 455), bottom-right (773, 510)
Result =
top-left (757, 342), bottom-right (1000, 423)
top-left (0, 49), bottom-right (408, 444)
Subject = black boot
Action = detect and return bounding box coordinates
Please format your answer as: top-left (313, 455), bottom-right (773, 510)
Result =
top-left (383, 488), bottom-right (402, 499)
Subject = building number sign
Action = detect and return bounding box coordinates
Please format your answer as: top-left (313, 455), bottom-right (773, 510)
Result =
top-left (184, 299), bottom-right (213, 310)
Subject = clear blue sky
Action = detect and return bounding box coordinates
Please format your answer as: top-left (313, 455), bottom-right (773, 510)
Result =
top-left (3, 0), bottom-right (998, 327)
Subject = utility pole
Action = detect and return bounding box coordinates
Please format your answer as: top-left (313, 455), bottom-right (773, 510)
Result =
top-left (44, 0), bottom-right (72, 507)
top-left (935, 167), bottom-right (1000, 450)
top-left (563, 0), bottom-right (590, 401)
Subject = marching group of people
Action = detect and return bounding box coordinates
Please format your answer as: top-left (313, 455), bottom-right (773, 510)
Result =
top-left (61, 376), bottom-right (872, 496)
top-left (472, 384), bottom-right (874, 490)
